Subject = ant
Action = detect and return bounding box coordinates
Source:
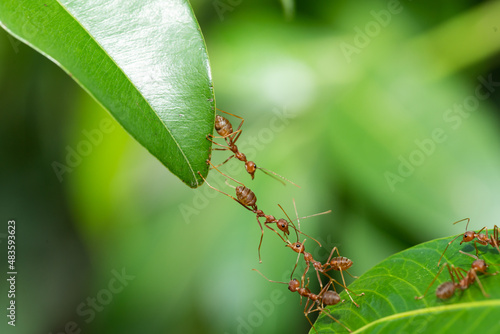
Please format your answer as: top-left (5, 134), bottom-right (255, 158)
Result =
top-left (416, 251), bottom-right (499, 300)
top-left (437, 218), bottom-right (500, 266)
top-left (197, 167), bottom-right (323, 262)
top-left (207, 109), bottom-right (298, 186)
top-left (287, 240), bottom-right (364, 307)
top-left (253, 269), bottom-right (352, 333)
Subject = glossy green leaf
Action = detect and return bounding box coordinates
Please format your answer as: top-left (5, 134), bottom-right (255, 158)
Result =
top-left (0, 0), bottom-right (214, 187)
top-left (313, 233), bottom-right (500, 333)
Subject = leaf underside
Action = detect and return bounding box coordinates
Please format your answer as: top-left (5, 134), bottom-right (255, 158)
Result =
top-left (312, 233), bottom-right (500, 333)
top-left (0, 0), bottom-right (214, 187)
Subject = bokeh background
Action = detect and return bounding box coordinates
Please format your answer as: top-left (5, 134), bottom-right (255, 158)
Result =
top-left (2, 0), bottom-right (500, 333)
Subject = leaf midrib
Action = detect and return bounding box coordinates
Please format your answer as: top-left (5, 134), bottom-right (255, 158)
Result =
top-left (351, 299), bottom-right (500, 333)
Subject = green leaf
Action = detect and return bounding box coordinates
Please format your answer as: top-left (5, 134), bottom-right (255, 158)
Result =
top-left (313, 233), bottom-right (500, 333)
top-left (0, 0), bottom-right (214, 188)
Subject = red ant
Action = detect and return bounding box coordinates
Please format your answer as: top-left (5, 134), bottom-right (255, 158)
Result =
top-left (197, 168), bottom-right (323, 263)
top-left (287, 240), bottom-right (364, 308)
top-left (207, 109), bottom-right (298, 186)
top-left (416, 251), bottom-right (499, 300)
top-left (253, 269), bottom-right (352, 333)
top-left (438, 218), bottom-right (500, 266)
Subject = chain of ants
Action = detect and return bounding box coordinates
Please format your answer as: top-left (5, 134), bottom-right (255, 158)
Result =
top-left (199, 110), bottom-right (500, 332)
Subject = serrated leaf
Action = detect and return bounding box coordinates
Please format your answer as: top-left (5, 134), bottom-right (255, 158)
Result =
top-left (0, 0), bottom-right (214, 187)
top-left (313, 233), bottom-right (500, 333)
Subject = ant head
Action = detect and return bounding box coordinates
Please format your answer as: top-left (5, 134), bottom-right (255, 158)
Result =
top-left (287, 241), bottom-right (305, 254)
top-left (471, 259), bottom-right (488, 273)
top-left (322, 291), bottom-right (341, 306)
top-left (245, 161), bottom-right (256, 179)
top-left (276, 218), bottom-right (290, 235)
top-left (461, 231), bottom-right (475, 243)
top-left (288, 279), bottom-right (300, 292)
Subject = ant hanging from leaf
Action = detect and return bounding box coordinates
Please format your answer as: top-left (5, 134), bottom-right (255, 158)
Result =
top-left (437, 218), bottom-right (500, 266)
top-left (253, 269), bottom-right (352, 333)
top-left (207, 109), bottom-right (299, 186)
top-left (416, 251), bottom-right (499, 300)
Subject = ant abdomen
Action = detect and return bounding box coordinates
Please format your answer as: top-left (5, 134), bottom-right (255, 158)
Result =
top-left (214, 115), bottom-right (233, 137)
top-left (436, 281), bottom-right (455, 299)
top-left (323, 291), bottom-right (341, 306)
top-left (329, 257), bottom-right (353, 271)
top-left (236, 186), bottom-right (256, 208)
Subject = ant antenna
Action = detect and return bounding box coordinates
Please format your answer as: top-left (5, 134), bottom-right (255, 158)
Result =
top-left (207, 160), bottom-right (245, 186)
top-left (278, 203), bottom-right (299, 242)
top-left (437, 218), bottom-right (471, 267)
top-left (290, 239), bottom-right (307, 279)
top-left (278, 204), bottom-right (322, 247)
top-left (437, 234), bottom-right (463, 267)
top-left (293, 198), bottom-right (301, 232)
top-left (257, 167), bottom-right (300, 188)
top-left (252, 269), bottom-right (287, 285)
top-left (454, 217), bottom-right (471, 229)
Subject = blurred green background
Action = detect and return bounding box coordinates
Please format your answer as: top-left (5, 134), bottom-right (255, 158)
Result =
top-left (1, 0), bottom-right (500, 333)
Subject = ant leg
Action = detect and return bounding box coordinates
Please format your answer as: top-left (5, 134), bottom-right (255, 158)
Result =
top-left (208, 129), bottom-right (243, 140)
top-left (473, 240), bottom-right (481, 258)
top-left (207, 135), bottom-right (231, 149)
top-left (484, 226), bottom-right (500, 254)
top-left (211, 147), bottom-right (231, 151)
top-left (290, 242), bottom-right (302, 280)
top-left (321, 272), bottom-right (362, 307)
top-left (494, 225), bottom-right (500, 253)
top-left (210, 155), bottom-right (236, 169)
top-left (278, 203), bottom-right (322, 247)
top-left (453, 218), bottom-right (471, 228)
top-left (304, 311), bottom-right (319, 334)
top-left (263, 221), bottom-right (288, 244)
top-left (256, 216), bottom-right (265, 263)
top-left (313, 307), bottom-right (352, 333)
top-left (208, 161), bottom-right (246, 188)
top-left (301, 261), bottom-right (311, 289)
top-left (344, 270), bottom-right (359, 279)
top-left (415, 263), bottom-right (448, 299)
top-left (450, 266), bottom-right (465, 291)
top-left (316, 269), bottom-right (324, 289)
top-left (437, 234), bottom-right (462, 267)
top-left (197, 172), bottom-right (252, 213)
top-left (326, 247), bottom-right (341, 264)
top-left (216, 108), bottom-right (245, 142)
top-left (471, 271), bottom-right (490, 298)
